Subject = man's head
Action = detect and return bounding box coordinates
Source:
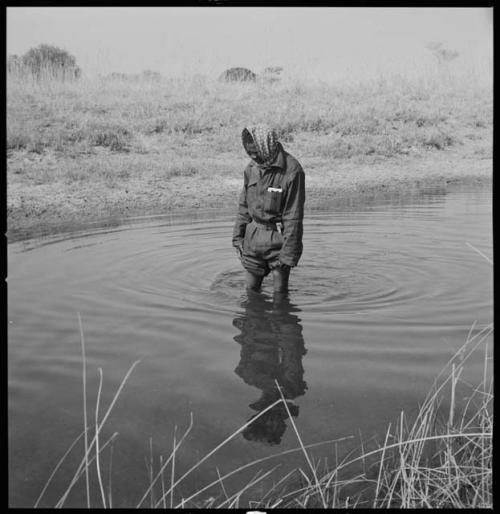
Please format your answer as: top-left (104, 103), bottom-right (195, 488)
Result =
top-left (244, 141), bottom-right (263, 164)
top-left (242, 124), bottom-right (281, 168)
top-left (242, 401), bottom-right (299, 446)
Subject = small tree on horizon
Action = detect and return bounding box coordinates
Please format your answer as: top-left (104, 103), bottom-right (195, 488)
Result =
top-left (10, 43), bottom-right (82, 81)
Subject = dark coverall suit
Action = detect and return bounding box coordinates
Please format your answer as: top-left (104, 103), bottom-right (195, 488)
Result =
top-left (232, 147), bottom-right (306, 277)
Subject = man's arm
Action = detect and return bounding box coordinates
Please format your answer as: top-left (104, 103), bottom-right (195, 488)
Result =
top-left (278, 167), bottom-right (305, 267)
top-left (232, 167), bottom-right (252, 248)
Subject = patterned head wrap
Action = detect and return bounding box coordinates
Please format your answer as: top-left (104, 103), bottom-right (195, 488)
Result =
top-left (242, 124), bottom-right (281, 167)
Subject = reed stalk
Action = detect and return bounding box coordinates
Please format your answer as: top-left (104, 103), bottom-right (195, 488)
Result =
top-left (95, 367), bottom-right (106, 508)
top-left (77, 312), bottom-right (90, 508)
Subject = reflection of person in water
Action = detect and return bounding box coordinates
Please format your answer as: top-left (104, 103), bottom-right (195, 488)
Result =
top-left (233, 290), bottom-right (307, 445)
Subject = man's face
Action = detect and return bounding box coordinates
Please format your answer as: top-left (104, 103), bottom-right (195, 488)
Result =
top-left (246, 142), bottom-right (265, 164)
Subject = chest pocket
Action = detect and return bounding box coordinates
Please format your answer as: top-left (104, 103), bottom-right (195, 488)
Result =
top-left (264, 188), bottom-right (284, 215)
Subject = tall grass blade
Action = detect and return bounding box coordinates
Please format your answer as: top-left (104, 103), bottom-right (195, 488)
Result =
top-left (95, 367), bottom-right (106, 508)
top-left (465, 242), bottom-right (493, 265)
top-left (449, 363), bottom-right (456, 427)
top-left (159, 455), bottom-right (166, 509)
top-left (154, 398), bottom-right (285, 508)
top-left (176, 436), bottom-right (352, 506)
top-left (77, 312), bottom-right (91, 509)
top-left (107, 440), bottom-right (114, 508)
top-left (56, 359), bottom-right (140, 507)
top-left (274, 379), bottom-right (327, 508)
top-left (219, 466), bottom-right (280, 509)
top-left (136, 413), bottom-right (193, 508)
top-left (374, 422), bottom-right (392, 506)
top-left (52, 431), bottom-right (119, 508)
top-left (215, 466), bottom-right (229, 502)
top-left (170, 427), bottom-right (177, 509)
top-left (149, 437), bottom-right (154, 508)
top-left (33, 430), bottom-right (85, 508)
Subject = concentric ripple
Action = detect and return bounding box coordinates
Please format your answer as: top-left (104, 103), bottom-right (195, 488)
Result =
top-left (9, 188), bottom-right (493, 325)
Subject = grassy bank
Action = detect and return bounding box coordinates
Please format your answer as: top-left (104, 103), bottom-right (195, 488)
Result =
top-left (33, 316), bottom-right (492, 508)
top-left (7, 68), bottom-right (492, 240)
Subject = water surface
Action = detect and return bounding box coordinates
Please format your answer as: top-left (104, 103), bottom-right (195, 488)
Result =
top-left (8, 185), bottom-right (493, 507)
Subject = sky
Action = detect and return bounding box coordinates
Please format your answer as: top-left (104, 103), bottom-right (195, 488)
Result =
top-left (7, 7), bottom-right (493, 81)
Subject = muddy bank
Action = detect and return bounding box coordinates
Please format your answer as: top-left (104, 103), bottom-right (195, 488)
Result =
top-left (7, 150), bottom-right (491, 242)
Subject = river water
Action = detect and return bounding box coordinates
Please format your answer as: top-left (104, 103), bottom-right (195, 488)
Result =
top-left (8, 184), bottom-right (492, 507)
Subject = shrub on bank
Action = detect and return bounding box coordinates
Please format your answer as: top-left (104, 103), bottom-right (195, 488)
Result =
top-left (8, 44), bottom-right (81, 82)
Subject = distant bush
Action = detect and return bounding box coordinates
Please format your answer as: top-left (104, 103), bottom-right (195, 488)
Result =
top-left (141, 69), bottom-right (162, 81)
top-left (427, 42), bottom-right (460, 65)
top-left (263, 66), bottom-right (284, 75)
top-left (262, 66), bottom-right (284, 83)
top-left (107, 72), bottom-right (130, 81)
top-left (8, 44), bottom-right (81, 81)
top-left (218, 67), bottom-right (256, 82)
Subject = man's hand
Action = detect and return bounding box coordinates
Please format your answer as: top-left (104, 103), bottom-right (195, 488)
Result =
top-left (270, 260), bottom-right (290, 271)
top-left (234, 241), bottom-right (243, 260)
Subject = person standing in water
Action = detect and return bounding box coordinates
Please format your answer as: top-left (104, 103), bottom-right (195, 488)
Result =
top-left (232, 124), bottom-right (306, 293)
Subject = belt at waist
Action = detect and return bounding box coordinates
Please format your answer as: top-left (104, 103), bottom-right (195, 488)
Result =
top-left (252, 219), bottom-right (282, 231)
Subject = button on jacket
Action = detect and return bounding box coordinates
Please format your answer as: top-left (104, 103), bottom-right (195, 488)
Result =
top-left (232, 149), bottom-right (305, 267)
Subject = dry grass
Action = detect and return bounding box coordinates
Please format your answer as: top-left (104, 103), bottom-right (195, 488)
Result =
top-left (7, 65), bottom-right (492, 189)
